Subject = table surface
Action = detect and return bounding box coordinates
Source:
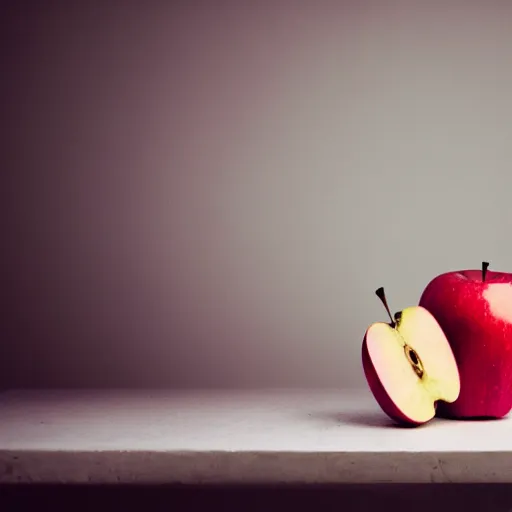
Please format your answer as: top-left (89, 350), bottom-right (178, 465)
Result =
top-left (1, 388), bottom-right (511, 484)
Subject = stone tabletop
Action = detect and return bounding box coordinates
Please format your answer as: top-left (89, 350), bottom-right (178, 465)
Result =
top-left (0, 388), bottom-right (511, 484)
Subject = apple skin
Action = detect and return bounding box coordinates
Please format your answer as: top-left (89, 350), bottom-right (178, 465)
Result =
top-left (362, 338), bottom-right (426, 427)
top-left (419, 268), bottom-right (512, 419)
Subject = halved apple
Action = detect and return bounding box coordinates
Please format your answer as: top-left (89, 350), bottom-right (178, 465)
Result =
top-left (362, 287), bottom-right (461, 426)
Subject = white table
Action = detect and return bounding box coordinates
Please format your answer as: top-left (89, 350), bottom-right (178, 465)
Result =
top-left (1, 388), bottom-right (511, 485)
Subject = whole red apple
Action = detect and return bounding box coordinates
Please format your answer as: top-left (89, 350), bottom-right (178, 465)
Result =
top-left (419, 262), bottom-right (512, 419)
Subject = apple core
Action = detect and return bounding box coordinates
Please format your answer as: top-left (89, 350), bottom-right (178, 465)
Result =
top-left (405, 345), bottom-right (424, 378)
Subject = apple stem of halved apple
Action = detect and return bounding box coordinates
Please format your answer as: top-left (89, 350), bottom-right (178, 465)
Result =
top-left (482, 261), bottom-right (489, 282)
top-left (375, 287), bottom-right (396, 327)
top-left (375, 287), bottom-right (425, 379)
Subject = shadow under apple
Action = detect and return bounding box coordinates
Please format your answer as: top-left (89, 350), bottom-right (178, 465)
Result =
top-left (435, 412), bottom-right (508, 422)
top-left (435, 400), bottom-right (509, 422)
top-left (306, 410), bottom-right (425, 429)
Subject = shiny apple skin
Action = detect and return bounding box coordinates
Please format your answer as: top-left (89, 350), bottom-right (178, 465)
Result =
top-left (419, 269), bottom-right (512, 419)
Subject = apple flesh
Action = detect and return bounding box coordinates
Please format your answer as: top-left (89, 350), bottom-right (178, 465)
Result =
top-left (362, 303), bottom-right (460, 426)
top-left (419, 263), bottom-right (512, 418)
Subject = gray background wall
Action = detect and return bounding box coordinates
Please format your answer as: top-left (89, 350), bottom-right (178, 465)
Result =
top-left (3, 0), bottom-right (512, 389)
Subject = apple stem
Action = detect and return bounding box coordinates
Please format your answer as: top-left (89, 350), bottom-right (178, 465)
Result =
top-left (375, 287), bottom-right (395, 327)
top-left (482, 261), bottom-right (489, 282)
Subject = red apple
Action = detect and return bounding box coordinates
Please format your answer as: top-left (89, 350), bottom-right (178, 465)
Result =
top-left (419, 262), bottom-right (512, 419)
top-left (362, 287), bottom-right (460, 426)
